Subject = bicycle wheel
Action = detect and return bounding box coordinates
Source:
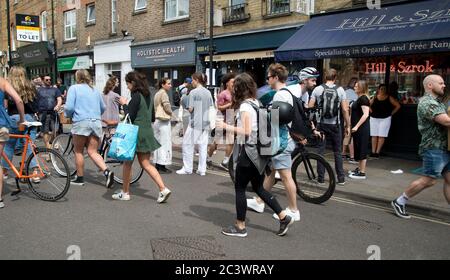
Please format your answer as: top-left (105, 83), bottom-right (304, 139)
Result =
top-left (26, 148), bottom-right (71, 201)
top-left (51, 133), bottom-right (77, 177)
top-left (292, 152), bottom-right (336, 204)
top-left (103, 144), bottom-right (144, 185)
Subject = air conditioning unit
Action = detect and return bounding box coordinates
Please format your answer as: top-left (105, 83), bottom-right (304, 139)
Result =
top-left (296, 0), bottom-right (315, 15)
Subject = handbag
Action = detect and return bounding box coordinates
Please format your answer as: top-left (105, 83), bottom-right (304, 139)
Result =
top-left (107, 114), bottom-right (139, 161)
top-left (155, 103), bottom-right (171, 121)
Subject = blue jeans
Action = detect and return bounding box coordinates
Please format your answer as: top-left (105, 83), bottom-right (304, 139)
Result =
top-left (422, 149), bottom-right (450, 178)
top-left (2, 114), bottom-right (37, 171)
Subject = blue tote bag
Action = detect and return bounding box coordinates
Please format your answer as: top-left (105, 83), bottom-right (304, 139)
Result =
top-left (107, 115), bottom-right (139, 161)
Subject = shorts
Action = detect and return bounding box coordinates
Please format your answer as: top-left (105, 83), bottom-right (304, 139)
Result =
top-left (71, 119), bottom-right (103, 138)
top-left (370, 116), bottom-right (391, 137)
top-left (40, 111), bottom-right (57, 133)
top-left (0, 127), bottom-right (9, 142)
top-left (270, 139), bottom-right (295, 170)
top-left (422, 149), bottom-right (450, 178)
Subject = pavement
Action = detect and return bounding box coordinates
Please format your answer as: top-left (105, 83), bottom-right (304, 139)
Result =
top-left (183, 145), bottom-right (450, 222)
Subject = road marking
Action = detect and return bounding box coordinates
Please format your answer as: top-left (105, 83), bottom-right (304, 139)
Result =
top-left (171, 160), bottom-right (450, 227)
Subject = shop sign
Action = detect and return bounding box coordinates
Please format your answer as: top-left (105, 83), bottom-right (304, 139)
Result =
top-left (16, 14), bottom-right (40, 42)
top-left (131, 40), bottom-right (195, 68)
top-left (58, 56), bottom-right (90, 71)
top-left (17, 42), bottom-right (49, 65)
top-left (365, 60), bottom-right (435, 74)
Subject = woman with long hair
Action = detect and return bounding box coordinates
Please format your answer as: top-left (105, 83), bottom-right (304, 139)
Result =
top-left (0, 77), bottom-right (25, 209)
top-left (153, 77), bottom-right (173, 174)
top-left (2, 66), bottom-right (40, 182)
top-left (101, 75), bottom-right (121, 137)
top-left (369, 84), bottom-right (401, 158)
top-left (64, 69), bottom-right (115, 188)
top-left (115, 71), bottom-right (171, 202)
top-left (349, 80), bottom-right (371, 180)
top-left (216, 73), bottom-right (294, 237)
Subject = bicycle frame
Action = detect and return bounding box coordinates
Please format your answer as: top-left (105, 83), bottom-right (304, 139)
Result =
top-left (1, 133), bottom-right (44, 179)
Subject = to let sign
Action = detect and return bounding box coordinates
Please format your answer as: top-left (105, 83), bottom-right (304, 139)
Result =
top-left (16, 14), bottom-right (40, 42)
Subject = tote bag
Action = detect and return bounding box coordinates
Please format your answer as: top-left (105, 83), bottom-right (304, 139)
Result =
top-left (107, 115), bottom-right (139, 161)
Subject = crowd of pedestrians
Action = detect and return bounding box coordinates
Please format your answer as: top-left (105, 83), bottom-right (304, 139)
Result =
top-left (0, 63), bottom-right (448, 237)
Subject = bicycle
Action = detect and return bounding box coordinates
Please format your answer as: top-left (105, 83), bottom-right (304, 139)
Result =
top-left (51, 125), bottom-right (144, 184)
top-left (2, 122), bottom-right (71, 201)
top-left (228, 136), bottom-right (336, 204)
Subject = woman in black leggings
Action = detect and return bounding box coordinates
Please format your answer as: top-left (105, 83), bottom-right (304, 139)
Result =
top-left (216, 73), bottom-right (294, 237)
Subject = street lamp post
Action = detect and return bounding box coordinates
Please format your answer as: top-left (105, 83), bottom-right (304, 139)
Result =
top-left (6, 0), bottom-right (12, 69)
top-left (209, 0), bottom-right (214, 90)
top-left (51, 0), bottom-right (58, 82)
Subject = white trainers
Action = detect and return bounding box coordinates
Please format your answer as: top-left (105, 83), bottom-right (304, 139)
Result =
top-left (112, 191), bottom-right (130, 201)
top-left (157, 187), bottom-right (172, 203)
top-left (275, 171), bottom-right (281, 180)
top-left (273, 208), bottom-right (301, 222)
top-left (176, 168), bottom-right (192, 175)
top-left (0, 199), bottom-right (4, 209)
top-left (246, 197), bottom-right (265, 213)
top-left (196, 170), bottom-right (206, 176)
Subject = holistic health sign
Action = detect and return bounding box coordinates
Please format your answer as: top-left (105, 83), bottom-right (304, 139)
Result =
top-left (57, 56), bottom-right (91, 72)
top-left (131, 40), bottom-right (195, 68)
top-left (16, 14), bottom-right (40, 42)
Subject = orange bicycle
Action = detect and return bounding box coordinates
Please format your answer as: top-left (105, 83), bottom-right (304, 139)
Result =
top-left (2, 122), bottom-right (71, 201)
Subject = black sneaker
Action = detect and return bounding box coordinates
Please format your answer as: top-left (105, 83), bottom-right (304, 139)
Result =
top-left (221, 225), bottom-right (247, 237)
top-left (337, 179), bottom-right (346, 186)
top-left (391, 200), bottom-right (411, 219)
top-left (349, 171), bottom-right (366, 180)
top-left (105, 170), bottom-right (115, 189)
top-left (277, 215), bottom-right (294, 236)
top-left (159, 167), bottom-right (172, 174)
top-left (348, 167), bottom-right (359, 175)
top-left (70, 175), bottom-right (85, 186)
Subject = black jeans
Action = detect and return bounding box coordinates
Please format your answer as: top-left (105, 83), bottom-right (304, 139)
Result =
top-left (235, 153), bottom-right (283, 222)
top-left (317, 123), bottom-right (345, 182)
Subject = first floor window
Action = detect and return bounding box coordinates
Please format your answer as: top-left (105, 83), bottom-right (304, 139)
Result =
top-left (135, 0), bottom-right (147, 11)
top-left (165, 0), bottom-right (189, 21)
top-left (64, 10), bottom-right (76, 40)
top-left (87, 4), bottom-right (96, 23)
top-left (41, 11), bottom-right (48, 41)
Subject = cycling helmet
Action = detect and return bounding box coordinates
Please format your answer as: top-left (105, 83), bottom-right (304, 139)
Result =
top-left (271, 101), bottom-right (294, 125)
top-left (298, 67), bottom-right (320, 82)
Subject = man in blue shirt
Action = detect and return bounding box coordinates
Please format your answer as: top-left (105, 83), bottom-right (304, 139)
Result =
top-left (37, 75), bottom-right (62, 149)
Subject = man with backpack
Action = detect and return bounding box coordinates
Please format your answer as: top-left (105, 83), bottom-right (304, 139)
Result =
top-left (308, 68), bottom-right (350, 185)
top-left (246, 63), bottom-right (301, 222)
top-left (174, 78), bottom-right (191, 107)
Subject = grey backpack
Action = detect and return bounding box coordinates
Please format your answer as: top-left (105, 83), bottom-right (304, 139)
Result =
top-left (320, 84), bottom-right (340, 120)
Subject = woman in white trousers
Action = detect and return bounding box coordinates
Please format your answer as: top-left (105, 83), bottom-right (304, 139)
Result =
top-left (153, 78), bottom-right (173, 174)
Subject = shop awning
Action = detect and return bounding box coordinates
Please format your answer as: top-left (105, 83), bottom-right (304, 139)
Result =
top-left (275, 0), bottom-right (450, 61)
top-left (204, 50), bottom-right (274, 62)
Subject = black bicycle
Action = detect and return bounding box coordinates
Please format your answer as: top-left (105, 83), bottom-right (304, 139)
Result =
top-left (51, 126), bottom-right (144, 184)
top-left (228, 138), bottom-right (336, 204)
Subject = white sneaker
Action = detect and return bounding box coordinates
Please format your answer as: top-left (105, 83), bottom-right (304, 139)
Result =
top-left (196, 170), bottom-right (206, 176)
top-left (273, 208), bottom-right (301, 221)
top-left (112, 191), bottom-right (130, 201)
top-left (157, 187), bottom-right (172, 203)
top-left (275, 171), bottom-right (281, 180)
top-left (0, 200), bottom-right (4, 209)
top-left (247, 197), bottom-right (265, 213)
top-left (176, 168), bottom-right (192, 175)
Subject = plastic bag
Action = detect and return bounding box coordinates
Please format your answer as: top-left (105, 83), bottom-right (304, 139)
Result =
top-left (107, 115), bottom-right (139, 161)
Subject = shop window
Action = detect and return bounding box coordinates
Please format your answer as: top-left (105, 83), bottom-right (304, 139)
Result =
top-left (64, 10), bottom-right (77, 41)
top-left (41, 11), bottom-right (48, 41)
top-left (165, 0), bottom-right (189, 22)
top-left (87, 3), bottom-right (96, 23)
top-left (135, 0), bottom-right (147, 11)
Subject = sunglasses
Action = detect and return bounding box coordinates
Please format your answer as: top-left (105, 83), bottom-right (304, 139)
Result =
top-left (45, 79), bottom-right (51, 81)
top-left (266, 75), bottom-right (275, 81)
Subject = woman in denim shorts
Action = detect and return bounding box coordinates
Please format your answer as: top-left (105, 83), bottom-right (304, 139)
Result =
top-left (64, 70), bottom-right (114, 188)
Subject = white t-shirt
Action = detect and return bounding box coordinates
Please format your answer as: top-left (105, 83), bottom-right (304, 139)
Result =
top-left (311, 83), bottom-right (346, 124)
top-left (238, 98), bottom-right (258, 132)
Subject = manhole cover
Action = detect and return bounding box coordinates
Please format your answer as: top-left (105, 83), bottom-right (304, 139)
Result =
top-left (151, 235), bottom-right (226, 260)
top-left (348, 218), bottom-right (383, 231)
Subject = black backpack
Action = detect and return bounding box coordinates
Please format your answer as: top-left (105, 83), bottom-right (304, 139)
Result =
top-left (173, 86), bottom-right (184, 107)
top-left (320, 84), bottom-right (340, 120)
top-left (280, 88), bottom-right (312, 142)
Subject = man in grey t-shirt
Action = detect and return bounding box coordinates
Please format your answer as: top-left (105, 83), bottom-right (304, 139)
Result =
top-left (177, 73), bottom-right (213, 176)
top-left (308, 69), bottom-right (350, 185)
